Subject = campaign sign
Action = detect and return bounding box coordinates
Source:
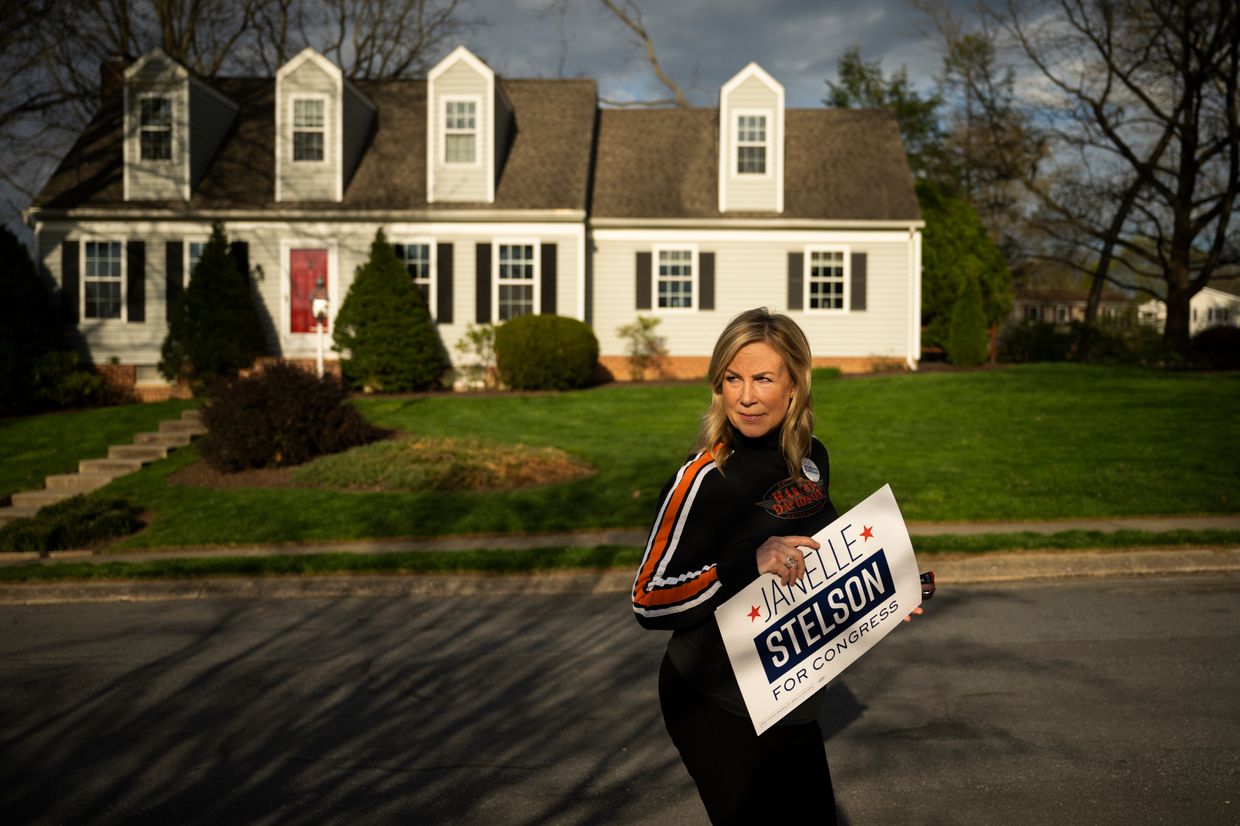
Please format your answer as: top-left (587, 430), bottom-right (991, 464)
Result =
top-left (716, 484), bottom-right (923, 735)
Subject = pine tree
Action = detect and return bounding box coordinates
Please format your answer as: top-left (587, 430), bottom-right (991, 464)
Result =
top-left (333, 229), bottom-right (445, 391)
top-left (159, 223), bottom-right (265, 392)
top-left (947, 269), bottom-right (990, 366)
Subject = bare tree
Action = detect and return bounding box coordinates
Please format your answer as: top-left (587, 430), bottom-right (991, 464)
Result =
top-left (929, 0), bottom-right (1239, 356)
top-left (313, 0), bottom-right (476, 79)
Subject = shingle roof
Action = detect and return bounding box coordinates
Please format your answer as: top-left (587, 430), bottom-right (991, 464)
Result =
top-left (589, 107), bottom-right (920, 220)
top-left (33, 77), bottom-right (598, 212)
top-left (33, 75), bottom-right (918, 222)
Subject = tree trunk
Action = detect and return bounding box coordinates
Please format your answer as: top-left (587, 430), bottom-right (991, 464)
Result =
top-left (1163, 284), bottom-right (1193, 356)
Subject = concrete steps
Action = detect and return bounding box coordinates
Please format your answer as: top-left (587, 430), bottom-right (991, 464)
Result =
top-left (0, 408), bottom-right (205, 528)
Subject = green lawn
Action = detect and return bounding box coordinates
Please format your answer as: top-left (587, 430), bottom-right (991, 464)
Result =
top-left (0, 400), bottom-right (198, 499)
top-left (7, 364), bottom-right (1238, 549)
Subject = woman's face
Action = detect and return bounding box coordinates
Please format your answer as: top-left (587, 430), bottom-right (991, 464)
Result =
top-left (722, 340), bottom-right (795, 439)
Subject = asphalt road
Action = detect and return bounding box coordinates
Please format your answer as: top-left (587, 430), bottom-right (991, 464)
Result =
top-left (1, 573), bottom-right (1237, 825)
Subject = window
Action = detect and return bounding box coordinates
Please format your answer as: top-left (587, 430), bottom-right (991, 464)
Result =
top-left (292, 98), bottom-right (325, 162)
top-left (1025, 305), bottom-right (1040, 322)
top-left (736, 113), bottom-right (767, 174)
top-left (394, 242), bottom-right (433, 308)
top-left (140, 97), bottom-right (173, 161)
top-left (1056, 305), bottom-right (1069, 324)
top-left (656, 248), bottom-right (695, 309)
top-left (444, 99), bottom-right (477, 164)
top-left (187, 241), bottom-right (206, 284)
top-left (806, 248), bottom-right (847, 311)
top-left (84, 241), bottom-right (123, 319)
top-left (496, 243), bottom-right (536, 321)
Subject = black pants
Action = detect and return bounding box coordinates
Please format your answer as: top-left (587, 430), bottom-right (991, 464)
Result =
top-left (659, 653), bottom-right (838, 825)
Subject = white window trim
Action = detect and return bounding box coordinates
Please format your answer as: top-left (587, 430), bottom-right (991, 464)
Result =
top-left (652, 243), bottom-right (700, 314)
top-left (731, 109), bottom-right (772, 179)
top-left (279, 239), bottom-right (338, 346)
top-left (138, 93), bottom-right (176, 164)
top-left (81, 238), bottom-right (127, 323)
top-left (492, 238), bottom-right (540, 323)
top-left (803, 245), bottom-right (850, 314)
top-left (289, 94), bottom-right (329, 165)
top-left (392, 237), bottom-right (438, 319)
top-left (441, 95), bottom-right (483, 168)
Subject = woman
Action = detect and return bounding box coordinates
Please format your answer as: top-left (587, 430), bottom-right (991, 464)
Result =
top-left (631, 307), bottom-right (840, 824)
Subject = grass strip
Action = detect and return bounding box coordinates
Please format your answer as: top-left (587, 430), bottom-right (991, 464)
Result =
top-left (0, 529), bottom-right (1236, 583)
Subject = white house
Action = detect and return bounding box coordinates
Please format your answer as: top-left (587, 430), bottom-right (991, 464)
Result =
top-left (1138, 285), bottom-right (1240, 336)
top-left (26, 46), bottom-right (923, 398)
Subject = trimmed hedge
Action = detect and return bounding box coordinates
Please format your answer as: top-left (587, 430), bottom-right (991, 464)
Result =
top-left (0, 495), bottom-right (142, 553)
top-left (495, 315), bottom-right (599, 390)
top-left (1189, 326), bottom-right (1240, 370)
top-left (200, 361), bottom-right (381, 471)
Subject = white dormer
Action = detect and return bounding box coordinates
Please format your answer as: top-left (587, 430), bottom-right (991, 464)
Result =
top-left (718, 63), bottom-right (785, 213)
top-left (275, 48), bottom-right (376, 202)
top-left (122, 49), bottom-right (238, 202)
top-left (427, 46), bottom-right (514, 204)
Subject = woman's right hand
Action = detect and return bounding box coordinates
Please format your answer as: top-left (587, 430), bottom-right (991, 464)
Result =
top-left (755, 535), bottom-right (819, 587)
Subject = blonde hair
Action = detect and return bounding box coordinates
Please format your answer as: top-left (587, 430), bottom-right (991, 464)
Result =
top-left (694, 307), bottom-right (814, 478)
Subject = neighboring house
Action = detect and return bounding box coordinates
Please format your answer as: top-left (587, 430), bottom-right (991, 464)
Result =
top-left (26, 46), bottom-right (923, 397)
top-left (1138, 285), bottom-right (1240, 335)
top-left (1010, 288), bottom-right (1135, 328)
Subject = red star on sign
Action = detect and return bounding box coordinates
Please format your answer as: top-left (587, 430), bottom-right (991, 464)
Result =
top-left (861, 525), bottom-right (874, 541)
top-left (748, 605), bottom-right (761, 622)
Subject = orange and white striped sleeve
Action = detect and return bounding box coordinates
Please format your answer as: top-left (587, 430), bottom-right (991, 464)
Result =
top-left (631, 450), bottom-right (727, 629)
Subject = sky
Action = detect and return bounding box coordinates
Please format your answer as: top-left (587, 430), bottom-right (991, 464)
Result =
top-left (462, 0), bottom-right (956, 107)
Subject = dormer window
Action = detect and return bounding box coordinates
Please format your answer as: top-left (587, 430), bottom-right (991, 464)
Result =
top-left (444, 98), bottom-right (478, 164)
top-left (139, 97), bottom-right (173, 161)
top-left (736, 113), bottom-right (767, 174)
top-left (292, 97), bottom-right (326, 162)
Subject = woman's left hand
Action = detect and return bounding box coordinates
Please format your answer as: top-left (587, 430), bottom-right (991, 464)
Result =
top-left (903, 606), bottom-right (924, 623)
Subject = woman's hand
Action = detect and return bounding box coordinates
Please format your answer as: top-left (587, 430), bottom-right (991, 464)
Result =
top-left (903, 606), bottom-right (924, 623)
top-left (755, 535), bottom-right (819, 587)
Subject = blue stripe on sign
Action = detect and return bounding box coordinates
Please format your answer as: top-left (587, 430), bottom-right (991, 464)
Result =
top-left (755, 549), bottom-right (894, 682)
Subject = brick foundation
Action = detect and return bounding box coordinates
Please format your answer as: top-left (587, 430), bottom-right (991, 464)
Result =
top-left (598, 354), bottom-right (910, 382)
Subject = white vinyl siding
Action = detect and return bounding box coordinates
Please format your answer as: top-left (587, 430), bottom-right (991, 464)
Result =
top-left (276, 52), bottom-right (340, 201)
top-left (428, 50), bottom-right (491, 203)
top-left (805, 247), bottom-right (849, 312)
top-left (654, 245), bottom-right (698, 311)
top-left (494, 241), bottom-right (538, 322)
top-left (123, 52), bottom-right (189, 201)
top-left (719, 67), bottom-right (783, 213)
top-left (84, 241), bottom-right (124, 320)
top-left (592, 232), bottom-right (914, 361)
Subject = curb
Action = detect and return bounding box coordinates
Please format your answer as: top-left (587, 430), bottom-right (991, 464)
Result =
top-left (0, 547), bottom-right (1236, 605)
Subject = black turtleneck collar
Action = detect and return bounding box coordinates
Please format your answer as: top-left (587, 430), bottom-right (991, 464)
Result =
top-left (728, 423), bottom-right (782, 453)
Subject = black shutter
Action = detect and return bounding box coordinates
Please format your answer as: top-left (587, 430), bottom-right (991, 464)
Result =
top-left (699, 252), bottom-right (715, 310)
top-left (850, 251), bottom-right (867, 311)
top-left (635, 251), bottom-right (652, 310)
top-left (476, 242), bottom-right (492, 323)
top-left (166, 241), bottom-right (183, 321)
top-left (230, 241), bottom-right (249, 282)
top-left (126, 240), bottom-right (145, 322)
top-left (61, 241), bottom-right (79, 323)
top-left (787, 252), bottom-right (803, 311)
top-left (540, 243), bottom-right (557, 315)
top-left (436, 242), bottom-right (453, 324)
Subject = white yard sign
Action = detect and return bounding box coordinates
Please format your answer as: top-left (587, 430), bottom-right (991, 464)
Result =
top-left (716, 484), bottom-right (923, 735)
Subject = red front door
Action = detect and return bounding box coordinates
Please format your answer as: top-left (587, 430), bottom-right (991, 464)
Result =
top-left (290, 248), bottom-right (328, 333)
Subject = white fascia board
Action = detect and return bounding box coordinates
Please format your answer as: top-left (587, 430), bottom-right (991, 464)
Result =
top-left (429, 45), bottom-right (494, 83)
top-left (32, 208), bottom-right (588, 224)
top-left (590, 228), bottom-right (921, 244)
top-left (124, 48), bottom-right (187, 81)
top-left (336, 71), bottom-right (344, 202)
top-left (589, 217), bottom-right (924, 230)
top-left (277, 47), bottom-right (340, 82)
top-left (575, 223), bottom-right (586, 321)
top-left (43, 218), bottom-right (587, 238)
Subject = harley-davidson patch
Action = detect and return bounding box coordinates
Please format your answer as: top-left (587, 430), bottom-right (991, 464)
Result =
top-left (756, 477), bottom-right (827, 519)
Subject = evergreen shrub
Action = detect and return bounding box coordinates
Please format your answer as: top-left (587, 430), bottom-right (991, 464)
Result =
top-left (200, 361), bottom-right (381, 471)
top-left (494, 315), bottom-right (599, 390)
top-left (1188, 326), bottom-right (1240, 370)
top-left (159, 223), bottom-right (265, 394)
top-left (1000, 322), bottom-right (1072, 362)
top-left (946, 275), bottom-right (989, 366)
top-left (615, 315), bottom-right (668, 381)
top-left (0, 496), bottom-right (142, 553)
top-left (333, 230), bottom-right (446, 392)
